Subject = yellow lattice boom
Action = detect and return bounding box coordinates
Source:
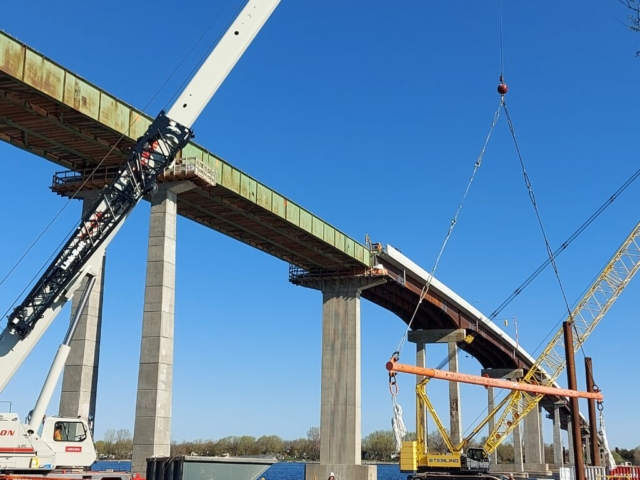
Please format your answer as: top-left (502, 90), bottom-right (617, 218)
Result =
top-left (483, 221), bottom-right (640, 453)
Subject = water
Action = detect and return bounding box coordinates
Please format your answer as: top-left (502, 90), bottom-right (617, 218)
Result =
top-left (260, 463), bottom-right (406, 480)
top-left (92, 461), bottom-right (408, 479)
top-left (93, 460), bottom-right (133, 472)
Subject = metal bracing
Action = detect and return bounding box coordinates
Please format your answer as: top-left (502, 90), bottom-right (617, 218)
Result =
top-left (483, 221), bottom-right (640, 453)
top-left (4, 113), bottom-right (192, 339)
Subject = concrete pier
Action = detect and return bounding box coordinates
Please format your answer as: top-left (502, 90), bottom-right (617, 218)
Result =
top-left (567, 418), bottom-right (575, 466)
top-left (131, 183), bottom-right (193, 474)
top-left (553, 403), bottom-right (564, 467)
top-left (448, 341), bottom-right (461, 446)
top-left (408, 329), bottom-right (466, 448)
top-left (513, 413), bottom-right (524, 473)
top-left (416, 340), bottom-right (427, 453)
top-left (300, 276), bottom-right (384, 480)
top-left (487, 387), bottom-right (498, 465)
top-left (524, 404), bottom-right (547, 472)
top-left (480, 368), bottom-right (524, 470)
top-left (59, 191), bottom-right (105, 428)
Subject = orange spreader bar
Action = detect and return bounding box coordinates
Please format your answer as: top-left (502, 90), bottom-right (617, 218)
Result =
top-left (386, 359), bottom-right (603, 400)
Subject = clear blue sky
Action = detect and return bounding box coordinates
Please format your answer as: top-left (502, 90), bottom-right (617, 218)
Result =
top-left (1, 0), bottom-right (639, 450)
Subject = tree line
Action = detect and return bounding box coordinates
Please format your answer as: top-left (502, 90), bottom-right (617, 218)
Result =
top-left (95, 428), bottom-right (639, 465)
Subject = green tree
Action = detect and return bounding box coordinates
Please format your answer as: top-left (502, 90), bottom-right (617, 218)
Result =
top-left (621, 0), bottom-right (640, 55)
top-left (114, 429), bottom-right (132, 459)
top-left (362, 430), bottom-right (396, 461)
top-left (307, 427), bottom-right (320, 461)
top-left (100, 429), bottom-right (117, 458)
top-left (496, 441), bottom-right (515, 464)
top-left (615, 447), bottom-right (635, 464)
top-left (255, 435), bottom-right (283, 455)
top-left (215, 436), bottom-right (236, 456)
top-left (544, 443), bottom-right (554, 464)
top-left (612, 450), bottom-right (624, 464)
top-left (234, 435), bottom-right (258, 455)
top-left (426, 430), bottom-right (449, 454)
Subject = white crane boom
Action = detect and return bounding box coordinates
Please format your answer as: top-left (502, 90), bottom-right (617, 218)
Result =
top-left (0, 0), bottom-right (280, 396)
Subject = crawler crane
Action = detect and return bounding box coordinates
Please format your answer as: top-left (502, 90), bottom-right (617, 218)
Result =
top-left (386, 220), bottom-right (640, 479)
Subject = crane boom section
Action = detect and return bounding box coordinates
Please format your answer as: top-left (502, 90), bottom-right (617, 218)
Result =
top-left (0, 0), bottom-right (280, 393)
top-left (483, 221), bottom-right (640, 453)
top-left (3, 114), bottom-right (191, 341)
top-left (168, 0), bottom-right (280, 127)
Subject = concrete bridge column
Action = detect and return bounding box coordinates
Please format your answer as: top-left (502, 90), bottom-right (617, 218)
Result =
top-left (524, 404), bottom-right (546, 471)
top-left (480, 368), bottom-right (524, 470)
top-left (513, 414), bottom-right (524, 473)
top-left (448, 342), bottom-right (461, 447)
top-left (408, 329), bottom-right (467, 449)
top-left (487, 387), bottom-right (498, 466)
top-left (416, 341), bottom-right (427, 453)
top-left (132, 182), bottom-right (194, 474)
top-left (553, 403), bottom-right (564, 467)
top-left (298, 276), bottom-right (384, 480)
top-left (59, 190), bottom-right (105, 429)
top-left (567, 417), bottom-right (575, 466)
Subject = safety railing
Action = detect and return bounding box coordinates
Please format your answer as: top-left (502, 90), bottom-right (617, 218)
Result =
top-left (52, 157), bottom-right (216, 194)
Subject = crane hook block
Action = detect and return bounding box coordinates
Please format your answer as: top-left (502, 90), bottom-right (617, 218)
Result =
top-left (497, 82), bottom-right (508, 95)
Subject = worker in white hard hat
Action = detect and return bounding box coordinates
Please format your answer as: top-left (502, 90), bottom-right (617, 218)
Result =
top-left (328, 473), bottom-right (336, 480)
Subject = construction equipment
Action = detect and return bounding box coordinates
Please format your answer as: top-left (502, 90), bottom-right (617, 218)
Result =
top-left (386, 358), bottom-right (603, 480)
top-left (482, 221), bottom-right (640, 454)
top-left (0, 0), bottom-right (279, 476)
top-left (399, 376), bottom-right (493, 480)
top-left (386, 220), bottom-right (640, 478)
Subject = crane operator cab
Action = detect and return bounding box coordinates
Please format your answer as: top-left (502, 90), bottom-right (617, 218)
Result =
top-left (463, 447), bottom-right (490, 473)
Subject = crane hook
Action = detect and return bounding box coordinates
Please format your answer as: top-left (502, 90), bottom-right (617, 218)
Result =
top-left (497, 75), bottom-right (508, 95)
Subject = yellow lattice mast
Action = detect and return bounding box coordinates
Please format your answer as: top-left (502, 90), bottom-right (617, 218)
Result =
top-left (483, 221), bottom-right (640, 453)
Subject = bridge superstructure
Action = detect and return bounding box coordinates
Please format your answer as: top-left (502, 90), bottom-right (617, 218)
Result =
top-left (0, 29), bottom-right (579, 479)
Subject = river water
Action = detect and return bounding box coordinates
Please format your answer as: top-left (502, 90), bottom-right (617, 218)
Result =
top-left (93, 460), bottom-right (408, 479)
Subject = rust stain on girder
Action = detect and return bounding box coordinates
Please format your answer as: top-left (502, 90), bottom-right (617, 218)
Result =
top-left (0, 30), bottom-right (369, 272)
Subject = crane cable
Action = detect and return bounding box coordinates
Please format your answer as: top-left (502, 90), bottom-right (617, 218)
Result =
top-left (489, 165), bottom-right (640, 320)
top-left (388, 1), bottom-right (507, 403)
top-left (391, 98), bottom-right (503, 362)
top-left (503, 99), bottom-right (595, 360)
top-left (502, 102), bottom-right (578, 331)
top-left (496, 0), bottom-right (590, 355)
top-left (391, 0), bottom-right (510, 367)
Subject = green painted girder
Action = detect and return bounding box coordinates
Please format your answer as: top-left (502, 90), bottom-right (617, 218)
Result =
top-left (0, 30), bottom-right (370, 271)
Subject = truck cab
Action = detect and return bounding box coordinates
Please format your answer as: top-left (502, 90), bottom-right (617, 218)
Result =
top-left (41, 416), bottom-right (97, 468)
top-left (0, 413), bottom-right (95, 472)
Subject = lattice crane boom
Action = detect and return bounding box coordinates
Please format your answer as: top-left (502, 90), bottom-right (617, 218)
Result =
top-left (483, 221), bottom-right (640, 453)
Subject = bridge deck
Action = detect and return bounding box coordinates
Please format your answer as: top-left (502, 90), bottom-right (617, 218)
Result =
top-left (0, 29), bottom-right (575, 424)
top-left (0, 30), bottom-right (369, 273)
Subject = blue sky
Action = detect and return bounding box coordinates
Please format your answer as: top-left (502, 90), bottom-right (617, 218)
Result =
top-left (1, 0), bottom-right (639, 451)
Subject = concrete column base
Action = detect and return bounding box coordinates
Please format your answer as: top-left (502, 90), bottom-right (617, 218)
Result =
top-left (305, 463), bottom-right (376, 480)
top-left (521, 463), bottom-right (551, 476)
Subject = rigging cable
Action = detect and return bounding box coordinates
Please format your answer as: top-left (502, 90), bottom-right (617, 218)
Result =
top-left (503, 101), bottom-right (592, 357)
top-left (392, 98), bottom-right (504, 359)
top-left (499, 0), bottom-right (505, 78)
top-left (488, 165), bottom-right (640, 319)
